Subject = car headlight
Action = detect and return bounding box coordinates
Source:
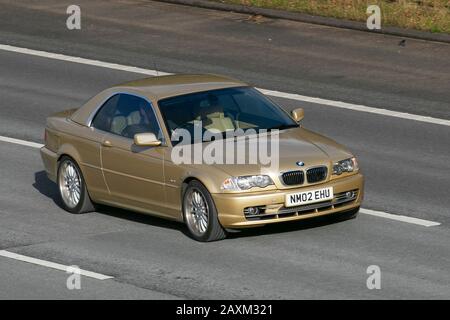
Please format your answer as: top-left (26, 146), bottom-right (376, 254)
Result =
top-left (221, 175), bottom-right (274, 191)
top-left (333, 157), bottom-right (359, 175)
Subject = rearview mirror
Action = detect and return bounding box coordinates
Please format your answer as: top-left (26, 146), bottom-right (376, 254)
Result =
top-left (134, 132), bottom-right (161, 147)
top-left (291, 108), bottom-right (304, 122)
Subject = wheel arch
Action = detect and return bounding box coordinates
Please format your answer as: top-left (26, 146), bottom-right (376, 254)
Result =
top-left (180, 174), bottom-right (221, 198)
top-left (57, 143), bottom-right (83, 167)
top-left (55, 146), bottom-right (93, 200)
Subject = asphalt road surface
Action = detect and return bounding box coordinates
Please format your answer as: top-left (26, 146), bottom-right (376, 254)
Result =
top-left (0, 0), bottom-right (449, 299)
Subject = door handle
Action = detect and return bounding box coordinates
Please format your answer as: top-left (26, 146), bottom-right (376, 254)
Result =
top-left (102, 140), bottom-right (113, 147)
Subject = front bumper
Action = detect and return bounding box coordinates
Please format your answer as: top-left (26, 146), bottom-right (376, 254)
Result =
top-left (213, 173), bottom-right (364, 228)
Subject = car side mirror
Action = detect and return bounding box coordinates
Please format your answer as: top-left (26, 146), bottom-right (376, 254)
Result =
top-left (291, 108), bottom-right (304, 122)
top-left (134, 132), bottom-right (161, 147)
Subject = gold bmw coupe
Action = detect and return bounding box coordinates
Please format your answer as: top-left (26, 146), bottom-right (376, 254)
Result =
top-left (40, 74), bottom-right (364, 241)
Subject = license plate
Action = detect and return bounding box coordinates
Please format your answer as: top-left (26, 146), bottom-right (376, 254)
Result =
top-left (285, 187), bottom-right (333, 207)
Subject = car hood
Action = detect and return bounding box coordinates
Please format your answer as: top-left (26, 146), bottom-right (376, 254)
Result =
top-left (210, 127), bottom-right (353, 177)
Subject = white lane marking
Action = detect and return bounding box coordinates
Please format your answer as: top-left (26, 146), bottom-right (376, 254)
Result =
top-left (1, 44), bottom-right (449, 127)
top-left (0, 44), bottom-right (171, 77)
top-left (360, 208), bottom-right (441, 227)
top-left (258, 89), bottom-right (450, 127)
top-left (0, 135), bottom-right (443, 228)
top-left (0, 135), bottom-right (43, 148)
top-left (0, 250), bottom-right (114, 280)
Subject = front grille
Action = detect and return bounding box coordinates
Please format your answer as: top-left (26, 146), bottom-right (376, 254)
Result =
top-left (244, 189), bottom-right (358, 221)
top-left (306, 166), bottom-right (328, 183)
top-left (281, 170), bottom-right (304, 186)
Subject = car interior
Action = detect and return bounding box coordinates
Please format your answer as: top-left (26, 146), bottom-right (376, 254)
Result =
top-left (161, 92), bottom-right (259, 137)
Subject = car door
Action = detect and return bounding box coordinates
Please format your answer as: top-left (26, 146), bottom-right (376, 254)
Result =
top-left (72, 125), bottom-right (110, 201)
top-left (91, 93), bottom-right (168, 215)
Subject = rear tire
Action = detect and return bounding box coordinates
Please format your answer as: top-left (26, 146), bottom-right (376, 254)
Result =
top-left (182, 180), bottom-right (226, 242)
top-left (57, 156), bottom-right (95, 214)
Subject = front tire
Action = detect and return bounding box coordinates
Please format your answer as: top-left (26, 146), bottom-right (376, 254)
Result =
top-left (57, 156), bottom-right (95, 214)
top-left (182, 180), bottom-right (226, 242)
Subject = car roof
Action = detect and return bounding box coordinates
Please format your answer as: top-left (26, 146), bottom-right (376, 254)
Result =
top-left (70, 74), bottom-right (248, 126)
top-left (113, 74), bottom-right (247, 100)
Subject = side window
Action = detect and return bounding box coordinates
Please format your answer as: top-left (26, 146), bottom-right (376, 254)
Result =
top-left (91, 94), bottom-right (120, 132)
top-left (92, 93), bottom-right (163, 141)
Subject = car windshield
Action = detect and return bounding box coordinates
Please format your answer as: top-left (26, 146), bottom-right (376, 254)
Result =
top-left (158, 86), bottom-right (298, 145)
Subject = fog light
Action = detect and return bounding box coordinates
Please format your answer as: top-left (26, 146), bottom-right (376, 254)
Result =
top-left (345, 191), bottom-right (354, 198)
top-left (245, 207), bottom-right (260, 216)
